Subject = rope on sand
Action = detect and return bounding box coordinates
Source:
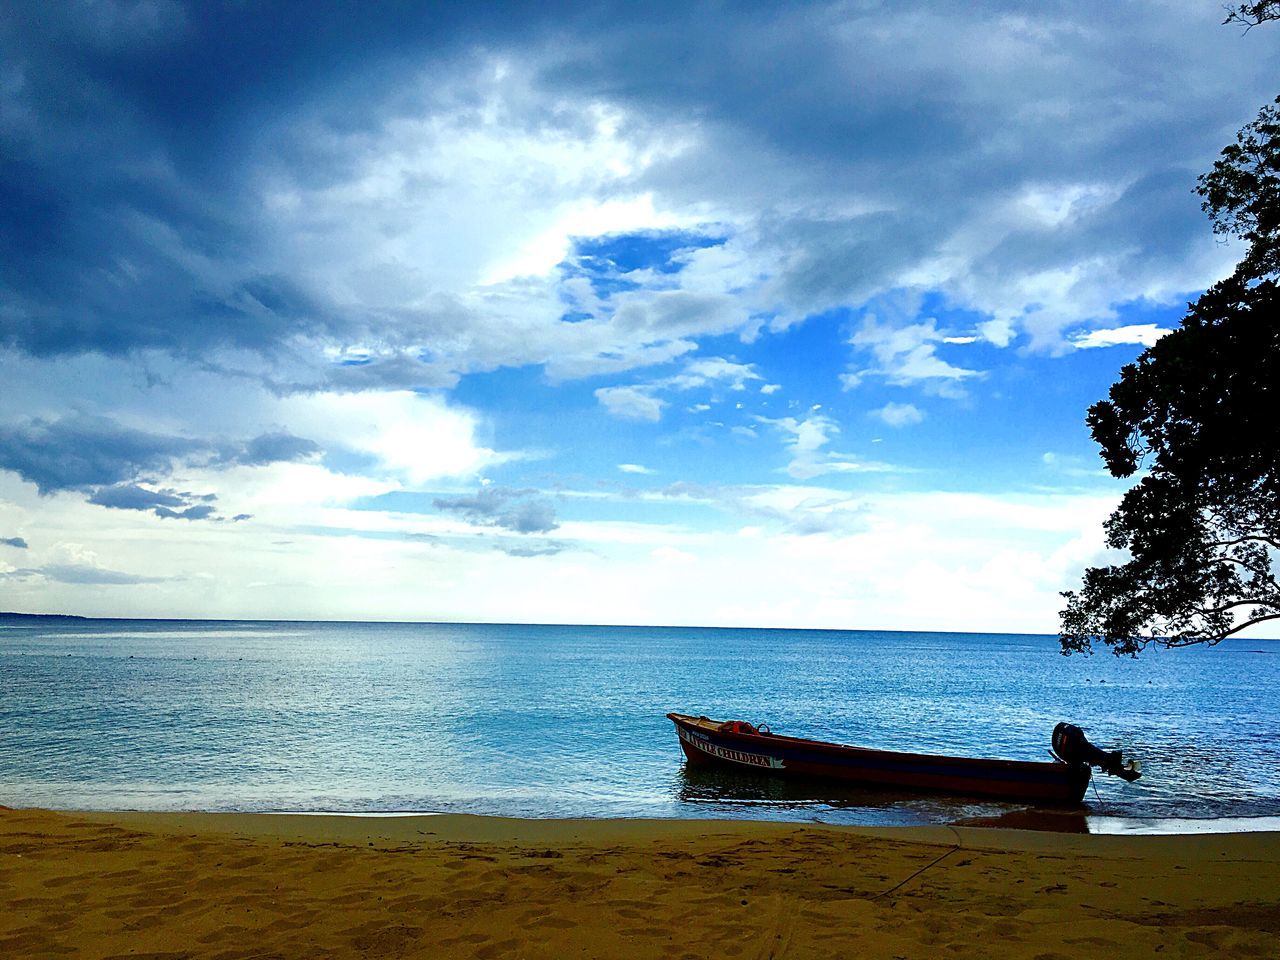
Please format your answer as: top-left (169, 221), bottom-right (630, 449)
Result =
top-left (870, 826), bottom-right (964, 901)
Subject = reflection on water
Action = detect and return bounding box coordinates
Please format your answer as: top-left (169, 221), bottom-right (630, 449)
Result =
top-left (674, 763), bottom-right (1058, 827)
top-left (679, 763), bottom-right (949, 808)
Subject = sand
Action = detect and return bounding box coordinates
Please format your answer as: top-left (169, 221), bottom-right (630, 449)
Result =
top-left (2, 807), bottom-right (1278, 959)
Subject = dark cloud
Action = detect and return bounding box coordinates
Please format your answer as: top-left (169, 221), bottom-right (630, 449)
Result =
top-left (974, 168), bottom-right (1210, 283)
top-left (1, 536), bottom-right (28, 549)
top-left (0, 414), bottom-right (320, 496)
top-left (155, 503), bottom-right (216, 521)
top-left (541, 2), bottom-right (1267, 335)
top-left (434, 487), bottom-right (559, 534)
top-left (87, 483), bottom-right (199, 511)
top-left (0, 0), bottom-right (1272, 376)
top-left (0, 414), bottom-right (318, 518)
top-left (0, 1), bottom-right (579, 364)
top-left (225, 431), bottom-right (321, 467)
top-left (87, 483), bottom-right (218, 521)
top-left (0, 415), bottom-right (200, 494)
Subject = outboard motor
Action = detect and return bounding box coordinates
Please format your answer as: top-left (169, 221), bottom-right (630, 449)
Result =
top-left (1052, 723), bottom-right (1141, 782)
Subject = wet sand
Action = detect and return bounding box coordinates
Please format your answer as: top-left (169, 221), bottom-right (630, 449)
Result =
top-left (2, 806), bottom-right (1278, 958)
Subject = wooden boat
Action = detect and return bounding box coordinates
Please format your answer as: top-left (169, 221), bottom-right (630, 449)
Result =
top-left (667, 713), bottom-right (1140, 805)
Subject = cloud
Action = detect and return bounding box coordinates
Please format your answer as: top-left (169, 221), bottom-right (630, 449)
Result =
top-left (86, 483), bottom-right (219, 521)
top-left (224, 432), bottom-right (321, 467)
top-left (595, 356), bottom-right (761, 420)
top-left (1, 3), bottom-right (1267, 395)
top-left (870, 402), bottom-right (924, 427)
top-left (0, 415), bottom-right (201, 494)
top-left (276, 391), bottom-right (501, 485)
top-left (658, 479), bottom-right (870, 536)
top-left (35, 563), bottom-right (175, 585)
top-left (1, 543), bottom-right (177, 586)
top-left (499, 540), bottom-right (567, 558)
top-left (0, 413), bottom-right (324, 524)
top-left (1, 536), bottom-right (28, 549)
top-left (617, 463), bottom-right (654, 474)
top-left (756, 412), bottom-right (896, 480)
top-left (0, 415), bottom-right (321, 495)
top-left (843, 310), bottom-right (983, 397)
top-left (594, 385), bottom-right (665, 422)
top-left (1070, 323), bottom-right (1171, 349)
top-left (433, 486), bottom-right (559, 534)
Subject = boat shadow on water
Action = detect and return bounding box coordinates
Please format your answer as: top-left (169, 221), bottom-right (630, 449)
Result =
top-left (674, 763), bottom-right (1093, 831)
top-left (676, 762), bottom-right (929, 808)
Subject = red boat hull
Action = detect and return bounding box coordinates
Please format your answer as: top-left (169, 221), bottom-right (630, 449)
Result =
top-left (669, 713), bottom-right (1090, 805)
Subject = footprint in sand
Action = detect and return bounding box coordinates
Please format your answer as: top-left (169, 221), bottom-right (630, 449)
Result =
top-left (475, 938), bottom-right (521, 959)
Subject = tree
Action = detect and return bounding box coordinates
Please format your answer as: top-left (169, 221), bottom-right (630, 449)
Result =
top-left (1223, 3), bottom-right (1280, 29)
top-left (1059, 97), bottom-right (1280, 655)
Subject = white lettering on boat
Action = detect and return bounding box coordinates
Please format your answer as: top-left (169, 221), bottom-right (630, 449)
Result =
top-left (680, 726), bottom-right (784, 770)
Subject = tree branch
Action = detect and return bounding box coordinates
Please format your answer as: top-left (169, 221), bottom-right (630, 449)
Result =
top-left (1194, 597), bottom-right (1280, 618)
top-left (1208, 534), bottom-right (1280, 551)
top-left (1219, 611), bottom-right (1280, 638)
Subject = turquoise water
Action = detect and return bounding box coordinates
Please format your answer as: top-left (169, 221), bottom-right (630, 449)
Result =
top-left (2, 618), bottom-right (1278, 826)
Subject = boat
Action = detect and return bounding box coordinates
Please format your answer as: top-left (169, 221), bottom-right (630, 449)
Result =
top-left (667, 713), bottom-right (1140, 805)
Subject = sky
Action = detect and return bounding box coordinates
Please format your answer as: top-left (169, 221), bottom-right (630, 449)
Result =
top-left (1, 1), bottom-right (1276, 631)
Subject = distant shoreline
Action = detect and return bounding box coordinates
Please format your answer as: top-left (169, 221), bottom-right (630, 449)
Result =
top-left (0, 611), bottom-right (91, 622)
top-left (0, 610), bottom-right (1073, 635)
top-left (5, 611), bottom-right (1278, 643)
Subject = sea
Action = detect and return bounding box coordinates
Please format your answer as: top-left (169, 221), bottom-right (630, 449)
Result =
top-left (3, 617), bottom-right (1279, 830)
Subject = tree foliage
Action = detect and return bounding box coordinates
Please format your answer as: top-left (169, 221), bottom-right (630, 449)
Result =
top-left (1199, 98), bottom-right (1280, 283)
top-left (1060, 97), bottom-right (1280, 655)
top-left (1223, 3), bottom-right (1280, 29)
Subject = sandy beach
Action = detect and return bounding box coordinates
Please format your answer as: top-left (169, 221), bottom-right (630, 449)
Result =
top-left (2, 807), bottom-right (1278, 958)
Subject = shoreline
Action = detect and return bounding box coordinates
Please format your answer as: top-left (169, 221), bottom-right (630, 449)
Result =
top-left (50, 807), bottom-right (1280, 854)
top-left (12, 801), bottom-right (1280, 837)
top-left (4, 806), bottom-right (1279, 957)
top-left (57, 807), bottom-right (1280, 856)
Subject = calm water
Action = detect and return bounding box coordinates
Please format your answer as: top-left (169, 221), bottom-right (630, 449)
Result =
top-left (2, 618), bottom-right (1278, 827)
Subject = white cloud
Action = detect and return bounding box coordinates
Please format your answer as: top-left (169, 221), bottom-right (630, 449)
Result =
top-left (667, 357), bottom-right (760, 391)
top-left (757, 413), bottom-right (895, 480)
top-left (277, 390), bottom-right (503, 486)
top-left (262, 74), bottom-right (687, 298)
top-left (1070, 323), bottom-right (1170, 349)
top-left (0, 452), bottom-right (1127, 633)
top-left (594, 356), bottom-right (761, 420)
top-left (977, 318), bottom-right (1016, 348)
top-left (617, 463), bottom-right (654, 474)
top-left (594, 386), bottom-right (665, 422)
top-left (845, 313), bottom-right (983, 397)
top-left (870, 402), bottom-right (924, 427)
top-left (195, 461), bottom-right (397, 512)
top-left (243, 59), bottom-right (767, 386)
